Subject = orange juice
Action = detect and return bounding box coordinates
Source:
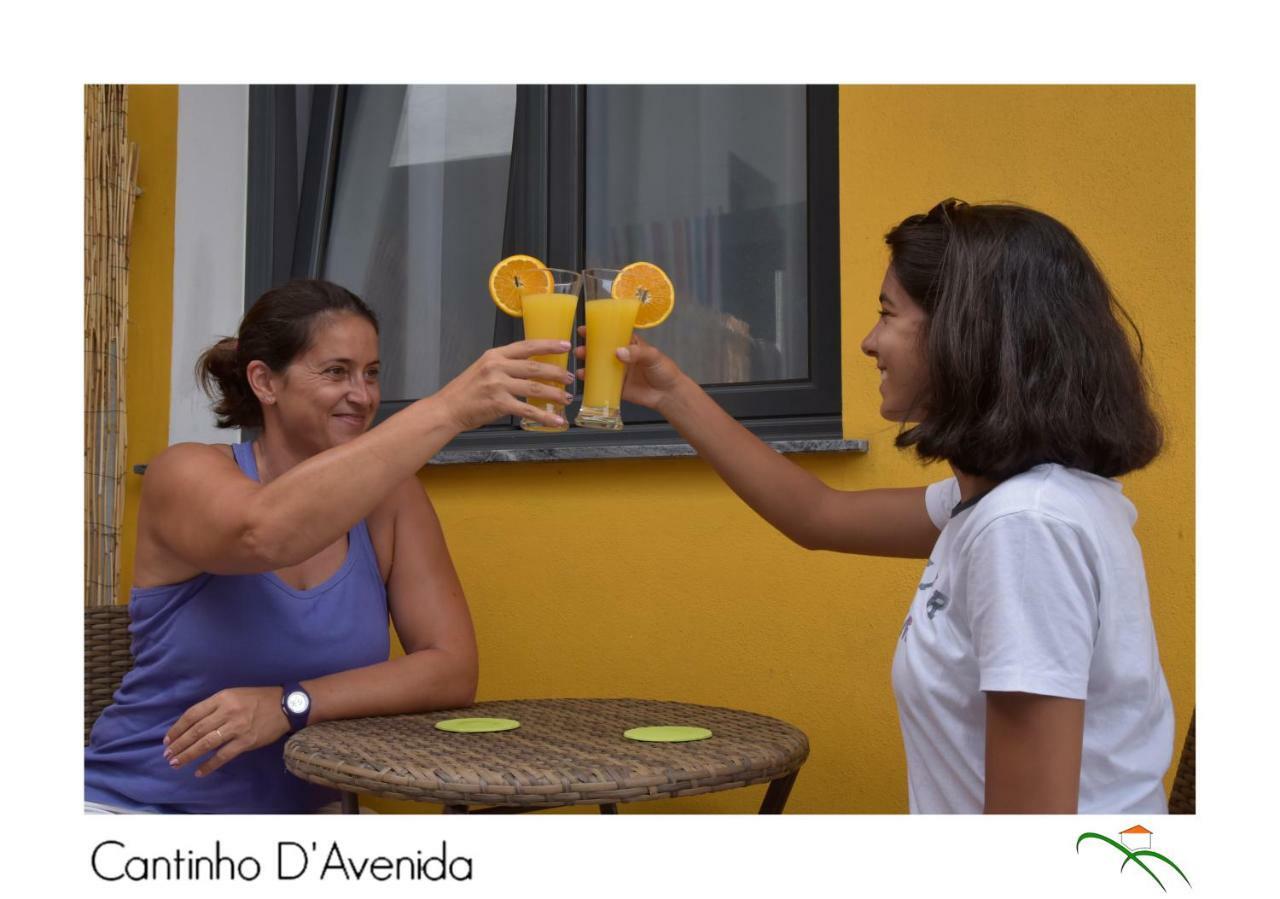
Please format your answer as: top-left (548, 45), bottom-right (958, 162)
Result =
top-left (581, 297), bottom-right (641, 416)
top-left (521, 291), bottom-right (579, 427)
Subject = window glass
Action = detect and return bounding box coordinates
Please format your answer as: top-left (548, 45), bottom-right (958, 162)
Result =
top-left (585, 85), bottom-right (809, 385)
top-left (323, 85), bottom-right (516, 400)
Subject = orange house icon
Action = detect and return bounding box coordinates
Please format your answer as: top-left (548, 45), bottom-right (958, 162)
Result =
top-left (1120, 825), bottom-right (1153, 851)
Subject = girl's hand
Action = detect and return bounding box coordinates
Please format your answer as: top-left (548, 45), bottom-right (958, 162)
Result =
top-left (163, 686), bottom-right (291, 778)
top-left (574, 329), bottom-right (686, 410)
top-left (435, 340), bottom-right (576, 432)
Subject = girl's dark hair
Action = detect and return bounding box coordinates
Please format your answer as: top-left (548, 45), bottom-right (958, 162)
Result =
top-left (195, 279), bottom-right (379, 429)
top-left (885, 199), bottom-right (1163, 480)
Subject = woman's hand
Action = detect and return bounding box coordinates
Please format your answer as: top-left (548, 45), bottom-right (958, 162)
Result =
top-left (574, 329), bottom-right (687, 410)
top-left (435, 339), bottom-right (576, 432)
top-left (163, 686), bottom-right (290, 778)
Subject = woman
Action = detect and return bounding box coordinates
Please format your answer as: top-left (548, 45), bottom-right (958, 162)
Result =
top-left (85, 279), bottom-right (576, 813)
top-left (586, 200), bottom-right (1174, 814)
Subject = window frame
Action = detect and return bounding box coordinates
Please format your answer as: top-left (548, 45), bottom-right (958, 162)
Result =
top-left (245, 84), bottom-right (843, 450)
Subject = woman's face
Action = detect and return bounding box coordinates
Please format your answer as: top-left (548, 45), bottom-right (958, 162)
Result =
top-left (262, 313), bottom-right (381, 452)
top-left (860, 265), bottom-right (929, 423)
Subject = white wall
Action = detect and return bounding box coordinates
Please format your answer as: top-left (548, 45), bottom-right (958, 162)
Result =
top-left (169, 85), bottom-right (249, 444)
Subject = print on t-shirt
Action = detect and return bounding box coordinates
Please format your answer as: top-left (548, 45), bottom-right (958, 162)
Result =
top-left (913, 558), bottom-right (951, 624)
top-left (925, 590), bottom-right (949, 620)
top-left (917, 558), bottom-right (936, 592)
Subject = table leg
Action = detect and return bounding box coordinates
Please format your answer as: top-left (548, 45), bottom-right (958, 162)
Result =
top-left (341, 792), bottom-right (360, 814)
top-left (598, 803), bottom-right (618, 814)
top-left (758, 771), bottom-right (798, 814)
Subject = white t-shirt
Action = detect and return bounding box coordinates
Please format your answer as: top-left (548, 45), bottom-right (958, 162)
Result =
top-left (891, 463), bottom-right (1174, 814)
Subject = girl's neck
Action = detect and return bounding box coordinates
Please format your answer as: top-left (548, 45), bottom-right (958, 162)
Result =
top-left (950, 464), bottom-right (1002, 503)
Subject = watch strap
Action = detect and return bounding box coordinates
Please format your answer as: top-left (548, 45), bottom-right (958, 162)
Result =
top-left (280, 681), bottom-right (311, 732)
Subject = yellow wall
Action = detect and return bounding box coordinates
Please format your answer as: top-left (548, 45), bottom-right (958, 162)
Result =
top-left (119, 86), bottom-right (1194, 814)
top-left (119, 86), bottom-right (178, 605)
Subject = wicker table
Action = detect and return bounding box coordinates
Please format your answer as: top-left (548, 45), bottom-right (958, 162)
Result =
top-left (284, 698), bottom-right (809, 814)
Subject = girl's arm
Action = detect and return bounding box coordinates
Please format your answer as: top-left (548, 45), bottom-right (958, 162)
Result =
top-left (602, 337), bottom-right (940, 559)
top-left (983, 691), bottom-right (1085, 813)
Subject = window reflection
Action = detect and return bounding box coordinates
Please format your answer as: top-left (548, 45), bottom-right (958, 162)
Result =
top-left (324, 86), bottom-right (516, 401)
top-left (585, 86), bottom-right (809, 385)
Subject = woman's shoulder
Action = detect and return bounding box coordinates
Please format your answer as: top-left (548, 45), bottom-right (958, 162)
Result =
top-left (367, 476), bottom-right (433, 530)
top-left (138, 444), bottom-right (249, 500)
top-left (364, 476), bottom-right (431, 580)
top-left (150, 441), bottom-right (237, 465)
top-left (365, 476), bottom-right (430, 530)
top-left (143, 441), bottom-right (239, 478)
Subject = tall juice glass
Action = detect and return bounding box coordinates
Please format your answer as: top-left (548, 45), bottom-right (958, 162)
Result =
top-left (520, 268), bottom-right (581, 433)
top-left (575, 268), bottom-right (641, 431)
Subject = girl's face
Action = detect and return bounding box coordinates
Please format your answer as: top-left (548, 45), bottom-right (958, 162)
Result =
top-left (860, 265), bottom-right (929, 423)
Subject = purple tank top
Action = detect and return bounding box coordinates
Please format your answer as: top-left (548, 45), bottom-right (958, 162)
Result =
top-left (85, 441), bottom-right (390, 813)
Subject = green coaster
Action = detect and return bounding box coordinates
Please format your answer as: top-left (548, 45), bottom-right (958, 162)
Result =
top-left (435, 717), bottom-right (520, 734)
top-left (623, 726), bottom-right (713, 743)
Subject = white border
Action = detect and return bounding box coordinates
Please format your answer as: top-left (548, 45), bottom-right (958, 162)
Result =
top-left (10, 0), bottom-right (1278, 894)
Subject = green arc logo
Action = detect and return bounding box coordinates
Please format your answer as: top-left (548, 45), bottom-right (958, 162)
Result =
top-left (1077, 832), bottom-right (1192, 892)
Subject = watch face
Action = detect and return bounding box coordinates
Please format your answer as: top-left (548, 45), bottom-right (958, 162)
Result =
top-left (286, 691), bottom-right (309, 715)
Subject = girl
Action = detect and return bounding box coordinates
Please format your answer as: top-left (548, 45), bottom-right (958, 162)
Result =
top-left (587, 199), bottom-right (1174, 813)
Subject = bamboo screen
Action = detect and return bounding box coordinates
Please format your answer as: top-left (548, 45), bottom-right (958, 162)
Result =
top-left (85, 85), bottom-right (140, 607)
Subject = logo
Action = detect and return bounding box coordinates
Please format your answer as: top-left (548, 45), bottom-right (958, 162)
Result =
top-left (1076, 825), bottom-right (1191, 892)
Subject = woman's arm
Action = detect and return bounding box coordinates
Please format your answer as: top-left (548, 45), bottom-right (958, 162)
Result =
top-left (163, 479), bottom-right (478, 778)
top-left (983, 691), bottom-right (1085, 813)
top-left (303, 478), bottom-right (478, 721)
top-left (598, 337), bottom-right (939, 559)
top-left (138, 340), bottom-right (575, 583)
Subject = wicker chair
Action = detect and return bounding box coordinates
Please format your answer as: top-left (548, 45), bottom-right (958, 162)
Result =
top-left (84, 604), bottom-right (133, 745)
top-left (1168, 711), bottom-right (1195, 814)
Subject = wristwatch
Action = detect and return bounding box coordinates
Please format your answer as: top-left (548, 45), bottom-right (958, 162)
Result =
top-left (280, 682), bottom-right (312, 732)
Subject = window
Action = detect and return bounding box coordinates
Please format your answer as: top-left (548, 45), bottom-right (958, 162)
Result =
top-left (246, 85), bottom-right (841, 451)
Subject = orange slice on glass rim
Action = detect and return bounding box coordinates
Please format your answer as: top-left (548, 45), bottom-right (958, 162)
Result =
top-left (488, 254), bottom-right (553, 318)
top-left (612, 261), bottom-right (675, 329)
